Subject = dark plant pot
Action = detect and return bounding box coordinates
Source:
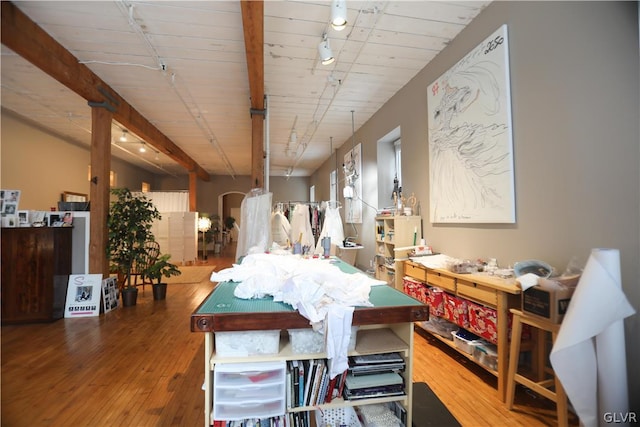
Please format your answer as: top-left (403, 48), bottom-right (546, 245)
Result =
top-left (121, 287), bottom-right (138, 307)
top-left (152, 283), bottom-right (167, 300)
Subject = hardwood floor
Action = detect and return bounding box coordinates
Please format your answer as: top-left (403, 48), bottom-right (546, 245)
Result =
top-left (1, 243), bottom-right (576, 426)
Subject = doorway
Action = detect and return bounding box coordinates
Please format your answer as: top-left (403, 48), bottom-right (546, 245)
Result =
top-left (218, 191), bottom-right (244, 243)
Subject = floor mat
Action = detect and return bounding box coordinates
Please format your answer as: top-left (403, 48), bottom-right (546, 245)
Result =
top-left (412, 382), bottom-right (461, 427)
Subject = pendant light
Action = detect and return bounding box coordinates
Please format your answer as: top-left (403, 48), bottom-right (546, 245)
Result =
top-left (331, 0), bottom-right (347, 31)
top-left (318, 33), bottom-right (335, 66)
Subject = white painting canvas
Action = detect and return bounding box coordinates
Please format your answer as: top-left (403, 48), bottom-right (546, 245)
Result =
top-left (428, 24), bottom-right (515, 223)
top-left (344, 143), bottom-right (362, 224)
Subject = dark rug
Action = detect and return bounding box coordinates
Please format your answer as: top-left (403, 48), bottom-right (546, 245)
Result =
top-left (412, 382), bottom-right (461, 427)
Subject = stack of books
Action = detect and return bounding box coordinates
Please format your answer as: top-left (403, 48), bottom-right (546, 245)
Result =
top-left (343, 352), bottom-right (406, 400)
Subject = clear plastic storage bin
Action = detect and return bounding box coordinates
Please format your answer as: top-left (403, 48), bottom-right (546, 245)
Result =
top-left (215, 329), bottom-right (280, 357)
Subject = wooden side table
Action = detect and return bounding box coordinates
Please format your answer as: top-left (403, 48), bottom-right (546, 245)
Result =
top-left (506, 309), bottom-right (569, 427)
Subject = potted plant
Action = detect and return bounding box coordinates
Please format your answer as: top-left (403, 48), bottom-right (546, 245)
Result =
top-left (144, 253), bottom-right (181, 300)
top-left (107, 188), bottom-right (161, 306)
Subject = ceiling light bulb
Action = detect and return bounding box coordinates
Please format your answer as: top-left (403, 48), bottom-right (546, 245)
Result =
top-left (318, 37), bottom-right (335, 65)
top-left (120, 131), bottom-right (127, 142)
top-left (331, 0), bottom-right (347, 31)
top-left (139, 142), bottom-right (146, 153)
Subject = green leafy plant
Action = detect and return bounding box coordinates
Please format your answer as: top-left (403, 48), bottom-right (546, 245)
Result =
top-left (144, 254), bottom-right (181, 285)
top-left (107, 188), bottom-right (161, 289)
top-left (224, 216), bottom-right (236, 231)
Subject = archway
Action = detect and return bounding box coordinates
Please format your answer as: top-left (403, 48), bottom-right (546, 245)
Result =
top-left (218, 191), bottom-right (244, 242)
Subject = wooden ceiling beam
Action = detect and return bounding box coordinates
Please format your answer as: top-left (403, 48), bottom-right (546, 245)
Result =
top-left (241, 0), bottom-right (265, 189)
top-left (0, 1), bottom-right (210, 181)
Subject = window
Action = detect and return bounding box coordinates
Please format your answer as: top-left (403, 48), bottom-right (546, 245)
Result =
top-left (394, 138), bottom-right (402, 189)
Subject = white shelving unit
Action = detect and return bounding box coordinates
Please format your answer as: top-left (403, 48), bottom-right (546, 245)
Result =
top-left (204, 325), bottom-right (415, 426)
top-left (374, 215), bottom-right (422, 288)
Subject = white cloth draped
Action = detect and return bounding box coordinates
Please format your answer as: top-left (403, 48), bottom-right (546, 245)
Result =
top-left (314, 206), bottom-right (345, 255)
top-left (549, 248), bottom-right (636, 427)
top-left (235, 191), bottom-right (272, 260)
top-left (271, 210), bottom-right (291, 247)
top-left (210, 253), bottom-right (386, 378)
top-left (134, 191), bottom-right (189, 212)
top-left (289, 203), bottom-right (315, 249)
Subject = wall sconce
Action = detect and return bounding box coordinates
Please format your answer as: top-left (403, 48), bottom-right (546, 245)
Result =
top-left (318, 33), bottom-right (335, 65)
top-left (331, 0), bottom-right (347, 31)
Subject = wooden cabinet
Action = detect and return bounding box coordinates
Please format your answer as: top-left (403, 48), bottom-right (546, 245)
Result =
top-left (403, 261), bottom-right (521, 402)
top-left (1, 227), bottom-right (72, 324)
top-left (374, 215), bottom-right (421, 287)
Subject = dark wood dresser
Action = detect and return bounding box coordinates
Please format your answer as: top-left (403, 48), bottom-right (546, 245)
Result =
top-left (1, 227), bottom-right (72, 324)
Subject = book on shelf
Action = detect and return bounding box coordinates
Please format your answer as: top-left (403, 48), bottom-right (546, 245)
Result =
top-left (344, 383), bottom-right (406, 400)
top-left (302, 359), bottom-right (315, 406)
top-left (345, 371), bottom-right (404, 389)
top-left (290, 360), bottom-right (300, 408)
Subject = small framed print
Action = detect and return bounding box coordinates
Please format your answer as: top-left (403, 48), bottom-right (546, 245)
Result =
top-left (48, 213), bottom-right (63, 227)
top-left (17, 210), bottom-right (30, 227)
top-left (2, 215), bottom-right (17, 228)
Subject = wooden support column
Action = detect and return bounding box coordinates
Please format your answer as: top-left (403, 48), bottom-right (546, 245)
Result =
top-left (241, 0), bottom-right (265, 189)
top-left (189, 171), bottom-right (197, 212)
top-left (88, 106), bottom-right (112, 277)
top-left (251, 113), bottom-right (264, 189)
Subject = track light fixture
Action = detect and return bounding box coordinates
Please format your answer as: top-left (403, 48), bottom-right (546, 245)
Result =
top-left (318, 33), bottom-right (335, 65)
top-left (139, 141), bottom-right (147, 153)
top-left (331, 0), bottom-right (347, 31)
top-left (120, 129), bottom-right (128, 142)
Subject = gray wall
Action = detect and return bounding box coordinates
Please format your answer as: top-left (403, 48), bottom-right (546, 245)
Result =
top-left (311, 1), bottom-right (639, 407)
top-left (1, 110), bottom-right (310, 214)
top-left (0, 110), bottom-right (157, 209)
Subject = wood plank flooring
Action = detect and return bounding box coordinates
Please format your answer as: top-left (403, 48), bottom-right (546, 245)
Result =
top-left (1, 243), bottom-right (577, 426)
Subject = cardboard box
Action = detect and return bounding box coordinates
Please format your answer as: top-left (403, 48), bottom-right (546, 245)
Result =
top-left (522, 286), bottom-right (575, 323)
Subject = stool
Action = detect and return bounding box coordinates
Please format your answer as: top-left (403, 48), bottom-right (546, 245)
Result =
top-left (506, 309), bottom-right (568, 427)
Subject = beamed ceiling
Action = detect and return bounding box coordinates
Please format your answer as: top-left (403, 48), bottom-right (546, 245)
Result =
top-left (1, 0), bottom-right (490, 179)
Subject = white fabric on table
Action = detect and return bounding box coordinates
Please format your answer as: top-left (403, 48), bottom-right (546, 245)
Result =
top-left (211, 253), bottom-right (386, 378)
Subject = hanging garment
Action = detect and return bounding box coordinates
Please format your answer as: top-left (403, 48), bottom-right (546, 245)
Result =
top-left (271, 209), bottom-right (291, 247)
top-left (314, 206), bottom-right (345, 255)
top-left (236, 190), bottom-right (273, 261)
top-left (289, 203), bottom-right (315, 249)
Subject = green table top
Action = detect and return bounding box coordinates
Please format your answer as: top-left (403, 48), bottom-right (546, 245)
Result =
top-left (191, 257), bottom-right (428, 332)
top-left (195, 258), bottom-right (422, 315)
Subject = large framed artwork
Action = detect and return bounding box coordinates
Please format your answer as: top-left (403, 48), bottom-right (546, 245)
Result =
top-left (344, 143), bottom-right (362, 224)
top-left (427, 24), bottom-right (515, 223)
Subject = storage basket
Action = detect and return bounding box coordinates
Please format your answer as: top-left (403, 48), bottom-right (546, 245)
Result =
top-left (451, 330), bottom-right (481, 355)
top-left (315, 406), bottom-right (362, 427)
top-left (214, 330), bottom-right (280, 357)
